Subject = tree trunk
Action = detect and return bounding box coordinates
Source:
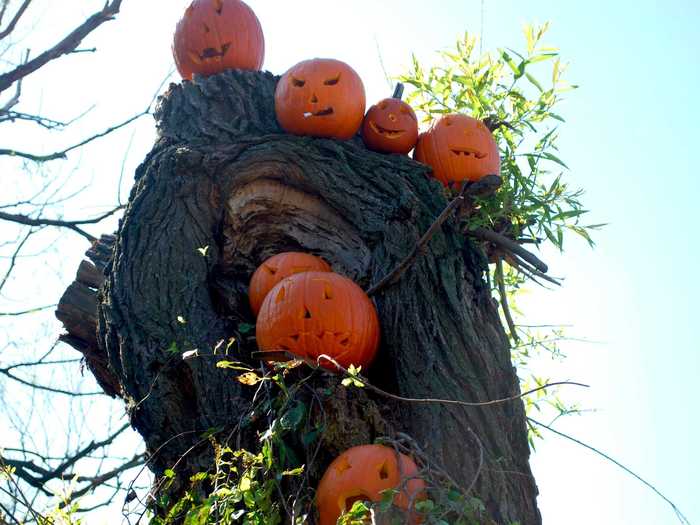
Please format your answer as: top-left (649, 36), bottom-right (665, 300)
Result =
top-left (60, 70), bottom-right (541, 524)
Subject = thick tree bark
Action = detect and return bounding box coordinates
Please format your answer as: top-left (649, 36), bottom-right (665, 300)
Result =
top-left (59, 70), bottom-right (540, 524)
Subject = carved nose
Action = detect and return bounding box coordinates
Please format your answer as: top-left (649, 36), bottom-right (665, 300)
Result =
top-left (388, 113), bottom-right (397, 122)
top-left (310, 94), bottom-right (318, 104)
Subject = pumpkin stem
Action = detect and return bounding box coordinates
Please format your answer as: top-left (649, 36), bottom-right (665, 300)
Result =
top-left (392, 83), bottom-right (405, 100)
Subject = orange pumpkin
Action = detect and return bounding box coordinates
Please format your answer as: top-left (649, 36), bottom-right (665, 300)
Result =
top-left (362, 84), bottom-right (419, 155)
top-left (275, 58), bottom-right (366, 140)
top-left (316, 444), bottom-right (426, 525)
top-left (249, 252), bottom-right (332, 316)
top-left (414, 114), bottom-right (500, 185)
top-left (172, 0), bottom-right (265, 80)
top-left (256, 272), bottom-right (379, 369)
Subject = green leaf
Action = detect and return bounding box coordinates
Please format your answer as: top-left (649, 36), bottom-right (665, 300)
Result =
top-left (238, 322), bottom-right (254, 334)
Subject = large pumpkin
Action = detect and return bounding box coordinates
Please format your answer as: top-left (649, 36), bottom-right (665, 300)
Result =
top-left (248, 252), bottom-right (331, 316)
top-left (316, 444), bottom-right (426, 525)
top-left (414, 114), bottom-right (500, 185)
top-left (256, 272), bottom-right (379, 369)
top-left (274, 58), bottom-right (366, 140)
top-left (172, 0), bottom-right (265, 80)
top-left (361, 84), bottom-right (419, 155)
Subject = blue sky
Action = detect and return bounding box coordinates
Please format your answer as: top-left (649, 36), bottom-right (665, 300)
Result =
top-left (2, 0), bottom-right (698, 523)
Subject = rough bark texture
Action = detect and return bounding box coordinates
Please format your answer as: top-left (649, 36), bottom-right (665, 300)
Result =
top-left (60, 70), bottom-right (540, 524)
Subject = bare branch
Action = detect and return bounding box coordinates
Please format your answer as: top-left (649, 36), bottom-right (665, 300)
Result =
top-left (0, 0), bottom-right (124, 94)
top-left (0, 111), bottom-right (147, 163)
top-left (367, 175), bottom-right (502, 295)
top-left (0, 50), bottom-right (26, 113)
top-left (466, 226), bottom-right (549, 273)
top-left (0, 0), bottom-right (31, 40)
top-left (0, 206), bottom-right (124, 242)
top-left (528, 417), bottom-right (692, 525)
top-left (253, 351), bottom-right (589, 408)
top-left (0, 304), bottom-right (54, 316)
top-left (496, 257), bottom-right (519, 343)
top-left (0, 227), bottom-right (34, 294)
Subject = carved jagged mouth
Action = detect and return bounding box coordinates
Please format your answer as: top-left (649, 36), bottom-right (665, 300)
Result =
top-left (304, 107), bottom-right (334, 118)
top-left (369, 121), bottom-right (406, 139)
top-left (189, 43), bottom-right (231, 64)
top-left (450, 148), bottom-right (487, 159)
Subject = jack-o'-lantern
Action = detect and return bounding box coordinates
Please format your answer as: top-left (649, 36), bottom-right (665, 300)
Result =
top-left (173, 0), bottom-right (265, 80)
top-left (414, 114), bottom-right (500, 185)
top-left (256, 272), bottom-right (379, 369)
top-left (275, 58), bottom-right (366, 140)
top-left (249, 252), bottom-right (332, 316)
top-left (316, 444), bottom-right (426, 525)
top-left (362, 84), bottom-right (419, 155)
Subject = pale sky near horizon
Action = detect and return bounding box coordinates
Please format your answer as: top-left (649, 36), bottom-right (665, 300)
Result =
top-left (1, 1), bottom-right (698, 524)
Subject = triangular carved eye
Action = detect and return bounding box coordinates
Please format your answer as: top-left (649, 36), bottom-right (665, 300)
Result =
top-left (323, 284), bottom-right (333, 300)
top-left (290, 334), bottom-right (300, 342)
top-left (213, 0), bottom-right (223, 14)
top-left (265, 265), bottom-right (278, 275)
top-left (378, 460), bottom-right (390, 480)
top-left (275, 287), bottom-right (286, 303)
top-left (335, 456), bottom-right (352, 474)
top-left (324, 74), bottom-right (340, 86)
top-left (302, 307), bottom-right (312, 319)
top-left (292, 76), bottom-right (306, 87)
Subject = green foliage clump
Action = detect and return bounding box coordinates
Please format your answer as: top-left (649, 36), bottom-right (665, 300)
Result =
top-left (401, 24), bottom-right (599, 427)
top-left (150, 361), bottom-right (318, 525)
top-left (402, 23), bottom-right (601, 251)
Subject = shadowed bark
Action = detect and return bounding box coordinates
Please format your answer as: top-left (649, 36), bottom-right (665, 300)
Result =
top-left (59, 70), bottom-right (540, 524)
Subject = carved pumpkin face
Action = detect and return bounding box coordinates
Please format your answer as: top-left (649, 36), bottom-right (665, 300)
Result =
top-left (414, 114), bottom-right (500, 185)
top-left (275, 58), bottom-right (366, 140)
top-left (362, 98), bottom-right (418, 154)
top-left (173, 0), bottom-right (265, 80)
top-left (316, 444), bottom-right (426, 525)
top-left (249, 252), bottom-right (331, 316)
top-left (256, 272), bottom-right (379, 369)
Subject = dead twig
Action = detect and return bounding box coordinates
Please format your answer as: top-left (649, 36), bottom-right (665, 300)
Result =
top-left (495, 257), bottom-right (519, 342)
top-left (368, 175), bottom-right (502, 295)
top-left (253, 351), bottom-right (588, 409)
top-left (0, 0), bottom-right (124, 94)
top-left (0, 0), bottom-right (31, 40)
top-left (528, 417), bottom-right (691, 525)
top-left (0, 206), bottom-right (124, 242)
top-left (466, 226), bottom-right (549, 273)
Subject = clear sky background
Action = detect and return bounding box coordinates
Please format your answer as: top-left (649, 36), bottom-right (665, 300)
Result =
top-left (1, 1), bottom-right (698, 523)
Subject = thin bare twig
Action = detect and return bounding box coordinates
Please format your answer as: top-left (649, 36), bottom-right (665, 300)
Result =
top-left (0, 0), bottom-right (124, 94)
top-left (0, 227), bottom-right (34, 293)
top-left (0, 111), bottom-right (146, 163)
top-left (466, 226), bottom-right (549, 273)
top-left (0, 304), bottom-right (55, 316)
top-left (0, 0), bottom-right (31, 40)
top-left (255, 351), bottom-right (588, 409)
top-left (528, 417), bottom-right (692, 525)
top-left (0, 206), bottom-right (124, 241)
top-left (368, 175), bottom-right (502, 295)
top-left (496, 257), bottom-right (519, 342)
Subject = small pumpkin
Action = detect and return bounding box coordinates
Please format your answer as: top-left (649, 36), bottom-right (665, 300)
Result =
top-left (249, 252), bottom-right (331, 316)
top-left (414, 114), bottom-right (500, 185)
top-left (275, 58), bottom-right (366, 140)
top-left (362, 84), bottom-right (419, 155)
top-left (316, 444), bottom-right (426, 525)
top-left (172, 0), bottom-right (265, 80)
top-left (256, 272), bottom-right (379, 369)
